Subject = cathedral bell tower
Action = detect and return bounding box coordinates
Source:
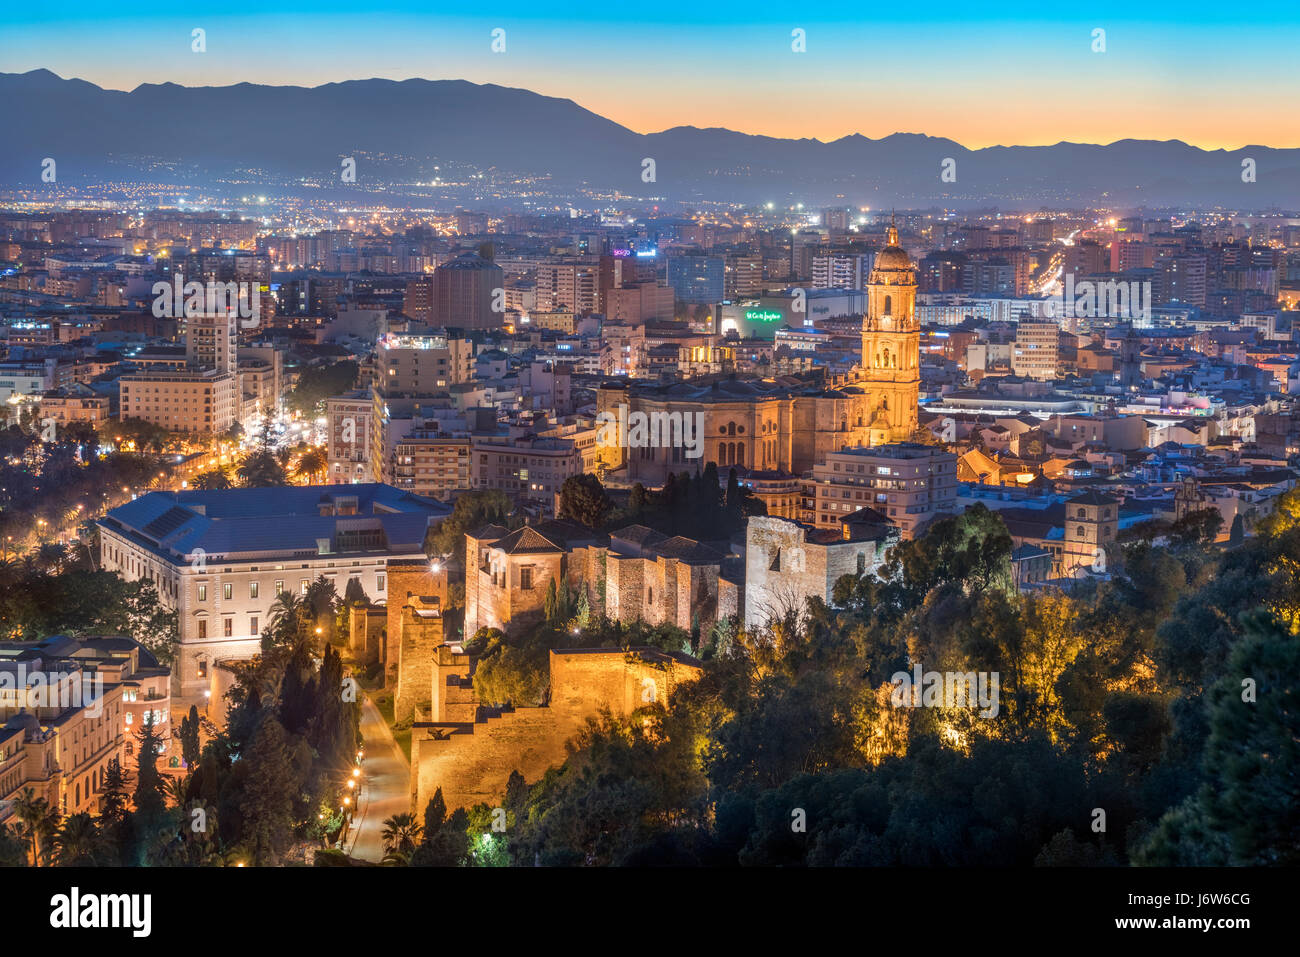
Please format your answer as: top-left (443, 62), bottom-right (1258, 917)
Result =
top-left (861, 220), bottom-right (920, 444)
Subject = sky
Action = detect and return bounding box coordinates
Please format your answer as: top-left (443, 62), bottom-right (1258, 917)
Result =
top-left (3, 3), bottom-right (1299, 149)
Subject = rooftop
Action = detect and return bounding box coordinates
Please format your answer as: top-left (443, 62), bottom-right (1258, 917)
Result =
top-left (98, 484), bottom-right (449, 564)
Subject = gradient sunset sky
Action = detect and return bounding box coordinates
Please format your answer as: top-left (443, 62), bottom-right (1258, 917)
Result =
top-left (4, 2), bottom-right (1298, 149)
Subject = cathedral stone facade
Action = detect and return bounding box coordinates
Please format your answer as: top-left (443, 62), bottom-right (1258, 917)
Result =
top-left (597, 221), bottom-right (922, 485)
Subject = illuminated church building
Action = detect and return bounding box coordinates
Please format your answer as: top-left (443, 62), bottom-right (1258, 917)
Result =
top-left (598, 223), bottom-right (923, 485)
top-left (860, 221), bottom-right (921, 445)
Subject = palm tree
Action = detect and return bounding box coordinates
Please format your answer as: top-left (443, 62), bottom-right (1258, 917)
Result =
top-left (192, 469), bottom-right (232, 491)
top-left (381, 813), bottom-right (423, 861)
top-left (53, 813), bottom-right (100, 866)
top-left (36, 542), bottom-right (68, 575)
top-left (237, 450), bottom-right (288, 488)
top-left (265, 591), bottom-right (307, 652)
top-left (162, 775), bottom-right (188, 809)
top-left (304, 576), bottom-right (339, 642)
top-left (295, 448), bottom-right (327, 485)
top-left (13, 787), bottom-right (58, 866)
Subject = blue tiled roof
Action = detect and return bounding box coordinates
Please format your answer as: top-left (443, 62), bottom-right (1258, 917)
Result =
top-left (99, 484), bottom-right (449, 563)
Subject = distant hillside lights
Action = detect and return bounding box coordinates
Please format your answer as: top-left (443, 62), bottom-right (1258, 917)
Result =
top-left (595, 403), bottom-right (706, 459)
top-left (1044, 273), bottom-right (1151, 321)
top-left (151, 273), bottom-right (260, 328)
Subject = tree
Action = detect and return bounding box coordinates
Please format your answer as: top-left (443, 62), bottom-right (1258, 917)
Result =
top-left (1170, 507), bottom-right (1223, 546)
top-left (238, 449), bottom-right (289, 488)
top-left (53, 813), bottom-right (103, 867)
top-left (178, 704), bottom-right (202, 769)
top-left (473, 642), bottom-right (550, 708)
top-left (236, 716), bottom-right (301, 865)
top-left (1228, 513), bottom-right (1245, 547)
top-left (430, 489), bottom-right (514, 556)
top-left (557, 474), bottom-right (614, 529)
top-left (192, 470), bottom-right (232, 491)
top-left (381, 812), bottom-right (424, 863)
top-left (128, 715), bottom-right (170, 865)
top-left (12, 787), bottom-right (58, 866)
top-left (410, 788), bottom-right (469, 866)
top-left (288, 361), bottom-right (360, 417)
top-left (295, 448), bottom-right (328, 485)
top-left (1139, 611), bottom-right (1300, 866)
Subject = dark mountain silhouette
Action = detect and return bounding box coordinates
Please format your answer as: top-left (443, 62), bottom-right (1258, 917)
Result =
top-left (2, 70), bottom-right (1296, 208)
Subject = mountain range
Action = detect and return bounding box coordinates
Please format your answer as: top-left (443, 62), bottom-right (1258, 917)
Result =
top-left (2, 69), bottom-right (1297, 209)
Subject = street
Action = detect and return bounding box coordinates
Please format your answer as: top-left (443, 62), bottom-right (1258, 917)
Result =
top-left (346, 693), bottom-right (410, 863)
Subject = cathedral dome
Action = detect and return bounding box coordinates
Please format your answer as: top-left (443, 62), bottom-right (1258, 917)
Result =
top-left (873, 245), bottom-right (913, 270)
top-left (871, 222), bottom-right (914, 272)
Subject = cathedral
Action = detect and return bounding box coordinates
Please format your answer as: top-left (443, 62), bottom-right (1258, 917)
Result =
top-left (859, 220), bottom-right (921, 445)
top-left (597, 220), bottom-right (923, 485)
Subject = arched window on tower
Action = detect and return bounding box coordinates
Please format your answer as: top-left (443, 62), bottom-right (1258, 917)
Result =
top-left (884, 294), bottom-right (892, 316)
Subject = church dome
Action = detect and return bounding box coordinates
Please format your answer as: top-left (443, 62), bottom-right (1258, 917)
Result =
top-left (873, 245), bottom-right (913, 270)
top-left (871, 223), bottom-right (914, 272)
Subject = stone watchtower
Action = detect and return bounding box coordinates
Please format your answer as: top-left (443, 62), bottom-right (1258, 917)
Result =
top-left (393, 595), bottom-right (444, 724)
top-left (861, 218), bottom-right (920, 445)
top-left (384, 558), bottom-right (450, 685)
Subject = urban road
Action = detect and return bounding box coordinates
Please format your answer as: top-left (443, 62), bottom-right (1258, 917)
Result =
top-left (346, 694), bottom-right (410, 862)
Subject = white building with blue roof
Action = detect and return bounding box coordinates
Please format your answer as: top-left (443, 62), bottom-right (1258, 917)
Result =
top-left (97, 484), bottom-right (450, 703)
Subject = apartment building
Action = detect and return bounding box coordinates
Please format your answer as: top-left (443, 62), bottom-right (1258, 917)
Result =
top-left (808, 443), bottom-right (958, 539)
top-left (1012, 319), bottom-right (1060, 380)
top-left (118, 369), bottom-right (238, 434)
top-left (470, 434), bottom-right (584, 513)
top-left (326, 390), bottom-right (375, 483)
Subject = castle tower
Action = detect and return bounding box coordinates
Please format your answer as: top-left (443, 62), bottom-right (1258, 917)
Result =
top-left (861, 220), bottom-right (920, 444)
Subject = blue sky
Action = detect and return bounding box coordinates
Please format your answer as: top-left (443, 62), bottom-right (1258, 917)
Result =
top-left (3, 4), bottom-right (1297, 147)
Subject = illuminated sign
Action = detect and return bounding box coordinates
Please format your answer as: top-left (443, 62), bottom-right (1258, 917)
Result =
top-left (744, 309), bottom-right (784, 323)
top-left (611, 249), bottom-right (632, 258)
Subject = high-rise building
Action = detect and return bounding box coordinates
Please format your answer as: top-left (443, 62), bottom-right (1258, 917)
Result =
top-left (822, 207), bottom-right (850, 231)
top-left (725, 253), bottom-right (764, 299)
top-left (375, 332), bottom-right (475, 394)
top-left (403, 275), bottom-right (436, 323)
top-left (812, 252), bottom-right (873, 290)
top-left (1012, 319), bottom-right (1060, 380)
top-left (431, 252), bottom-right (504, 328)
top-left (536, 261), bottom-right (599, 314)
top-left (326, 391), bottom-right (375, 483)
top-left (183, 310), bottom-right (237, 374)
top-left (667, 254), bottom-right (725, 304)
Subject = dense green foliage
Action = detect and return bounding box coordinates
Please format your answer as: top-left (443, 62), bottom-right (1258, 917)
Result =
top-left (0, 549), bottom-right (179, 662)
top-left (288, 360), bottom-right (360, 417)
top-left (425, 494), bottom-right (1300, 866)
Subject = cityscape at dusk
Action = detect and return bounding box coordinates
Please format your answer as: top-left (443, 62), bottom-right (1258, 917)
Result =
top-left (0, 6), bottom-right (1293, 939)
